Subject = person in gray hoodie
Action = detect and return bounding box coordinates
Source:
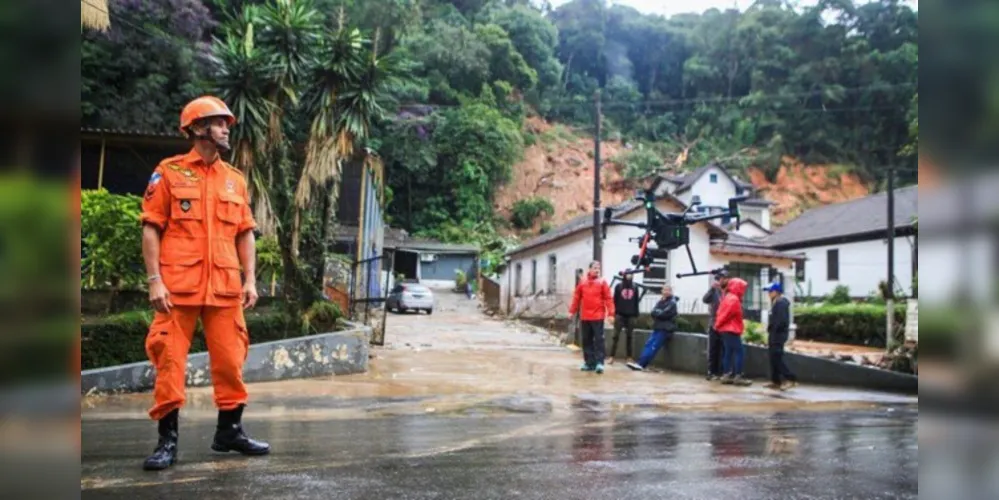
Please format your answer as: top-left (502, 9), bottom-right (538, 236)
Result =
top-left (702, 270), bottom-right (728, 380)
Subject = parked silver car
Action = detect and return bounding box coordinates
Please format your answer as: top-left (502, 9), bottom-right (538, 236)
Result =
top-left (386, 283), bottom-right (434, 314)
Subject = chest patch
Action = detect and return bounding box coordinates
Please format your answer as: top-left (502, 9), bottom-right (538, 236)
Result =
top-left (621, 289), bottom-right (635, 300)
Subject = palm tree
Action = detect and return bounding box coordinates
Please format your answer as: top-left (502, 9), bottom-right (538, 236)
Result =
top-left (82, 0), bottom-right (111, 31)
top-left (211, 0), bottom-right (401, 310)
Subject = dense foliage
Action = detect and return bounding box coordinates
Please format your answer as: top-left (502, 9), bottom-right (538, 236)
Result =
top-left (510, 196), bottom-right (554, 229)
top-left (82, 0), bottom-right (919, 282)
top-left (81, 190), bottom-right (145, 292)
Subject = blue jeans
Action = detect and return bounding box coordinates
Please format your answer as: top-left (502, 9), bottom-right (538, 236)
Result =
top-left (637, 330), bottom-right (673, 367)
top-left (721, 332), bottom-right (744, 375)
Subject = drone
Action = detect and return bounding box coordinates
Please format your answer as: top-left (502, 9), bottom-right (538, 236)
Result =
top-left (600, 187), bottom-right (750, 299)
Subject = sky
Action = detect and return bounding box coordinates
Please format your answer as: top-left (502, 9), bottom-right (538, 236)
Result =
top-left (547, 0), bottom-right (918, 19)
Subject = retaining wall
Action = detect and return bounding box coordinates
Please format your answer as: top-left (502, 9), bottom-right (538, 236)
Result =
top-left (81, 323), bottom-right (370, 395)
top-left (606, 329), bottom-right (917, 394)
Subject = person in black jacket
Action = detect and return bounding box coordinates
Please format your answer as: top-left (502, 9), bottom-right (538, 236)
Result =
top-left (608, 275), bottom-right (640, 365)
top-left (627, 285), bottom-right (678, 371)
top-left (703, 271), bottom-right (728, 380)
top-left (763, 282), bottom-right (798, 390)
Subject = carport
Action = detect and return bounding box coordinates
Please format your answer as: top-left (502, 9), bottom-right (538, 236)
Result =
top-left (393, 241), bottom-right (480, 288)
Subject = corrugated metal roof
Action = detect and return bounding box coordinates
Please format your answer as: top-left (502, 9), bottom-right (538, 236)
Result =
top-left (397, 241), bottom-right (480, 253)
top-left (764, 185), bottom-right (918, 248)
top-left (81, 126), bottom-right (186, 139)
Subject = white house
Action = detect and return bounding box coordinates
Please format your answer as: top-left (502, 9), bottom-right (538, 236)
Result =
top-left (764, 185), bottom-right (918, 299)
top-left (499, 188), bottom-right (800, 328)
top-left (656, 163), bottom-right (775, 234)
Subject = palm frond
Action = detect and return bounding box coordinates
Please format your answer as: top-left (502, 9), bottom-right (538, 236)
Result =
top-left (81, 0), bottom-right (110, 31)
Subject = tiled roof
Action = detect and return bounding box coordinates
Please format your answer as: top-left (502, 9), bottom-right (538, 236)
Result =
top-left (764, 185), bottom-right (918, 248)
top-left (506, 200), bottom-right (644, 257)
top-left (711, 232), bottom-right (802, 260)
top-left (506, 192), bottom-right (732, 258)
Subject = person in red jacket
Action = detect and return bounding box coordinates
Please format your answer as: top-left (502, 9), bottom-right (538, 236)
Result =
top-left (569, 261), bottom-right (615, 374)
top-left (714, 278), bottom-right (752, 386)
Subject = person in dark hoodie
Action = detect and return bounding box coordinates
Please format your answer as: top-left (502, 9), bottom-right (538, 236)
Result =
top-left (569, 261), bottom-right (615, 374)
top-left (714, 277), bottom-right (752, 386)
top-left (607, 274), bottom-right (640, 365)
top-left (627, 285), bottom-right (678, 371)
top-left (763, 282), bottom-right (798, 390)
top-left (702, 270), bottom-right (728, 380)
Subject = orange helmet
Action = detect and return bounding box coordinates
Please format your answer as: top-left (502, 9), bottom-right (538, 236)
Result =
top-left (179, 96), bottom-right (236, 135)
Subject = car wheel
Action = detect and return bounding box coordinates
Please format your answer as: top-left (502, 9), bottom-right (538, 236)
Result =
top-left (427, 308), bottom-right (433, 315)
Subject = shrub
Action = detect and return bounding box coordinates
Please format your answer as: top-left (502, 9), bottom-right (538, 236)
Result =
top-left (794, 303), bottom-right (906, 347)
top-left (81, 189), bottom-right (145, 291)
top-left (743, 320), bottom-right (767, 345)
top-left (510, 197), bottom-right (555, 229)
top-left (614, 145), bottom-right (665, 179)
top-left (80, 304), bottom-right (341, 370)
top-left (826, 285), bottom-right (852, 304)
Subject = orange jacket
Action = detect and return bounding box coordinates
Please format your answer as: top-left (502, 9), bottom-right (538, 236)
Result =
top-left (714, 278), bottom-right (747, 335)
top-left (140, 148), bottom-right (256, 307)
top-left (569, 274), bottom-right (615, 321)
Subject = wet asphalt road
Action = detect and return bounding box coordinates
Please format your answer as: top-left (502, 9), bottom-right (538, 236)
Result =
top-left (82, 404), bottom-right (917, 499)
top-left (82, 287), bottom-right (918, 498)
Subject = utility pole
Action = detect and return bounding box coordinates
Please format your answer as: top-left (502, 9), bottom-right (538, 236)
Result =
top-left (886, 164), bottom-right (895, 352)
top-left (592, 89), bottom-right (603, 263)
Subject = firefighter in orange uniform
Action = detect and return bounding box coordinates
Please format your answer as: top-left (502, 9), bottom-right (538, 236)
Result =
top-left (140, 96), bottom-right (269, 471)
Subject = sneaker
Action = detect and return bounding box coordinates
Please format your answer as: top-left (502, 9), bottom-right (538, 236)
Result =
top-left (763, 382), bottom-right (783, 391)
top-left (626, 361), bottom-right (644, 371)
top-left (595, 363), bottom-right (605, 374)
top-left (606, 358), bottom-right (615, 365)
top-left (720, 374), bottom-right (735, 385)
top-left (580, 363), bottom-right (595, 371)
top-left (732, 375), bottom-right (753, 387)
top-left (782, 380), bottom-right (798, 390)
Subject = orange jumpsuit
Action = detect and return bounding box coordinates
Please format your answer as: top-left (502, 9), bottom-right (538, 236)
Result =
top-left (140, 148), bottom-right (256, 421)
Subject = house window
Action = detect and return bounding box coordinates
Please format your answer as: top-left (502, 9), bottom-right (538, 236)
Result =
top-left (827, 249), bottom-right (839, 281)
top-left (548, 255), bottom-right (557, 293)
top-left (531, 260), bottom-right (537, 294)
top-left (515, 263), bottom-right (523, 297)
top-left (710, 173), bottom-right (718, 183)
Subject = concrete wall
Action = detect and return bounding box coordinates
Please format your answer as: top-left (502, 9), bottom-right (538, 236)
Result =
top-left (420, 253), bottom-right (477, 282)
top-left (81, 324), bottom-right (371, 395)
top-left (606, 329), bottom-right (917, 394)
top-left (734, 219), bottom-right (770, 239)
top-left (795, 236), bottom-right (916, 298)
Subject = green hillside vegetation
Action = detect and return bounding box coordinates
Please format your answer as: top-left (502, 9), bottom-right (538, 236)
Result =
top-left (82, 0), bottom-right (919, 282)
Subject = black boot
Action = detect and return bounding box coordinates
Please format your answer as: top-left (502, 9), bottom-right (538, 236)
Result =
top-left (143, 409), bottom-right (179, 471)
top-left (211, 405), bottom-right (270, 455)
